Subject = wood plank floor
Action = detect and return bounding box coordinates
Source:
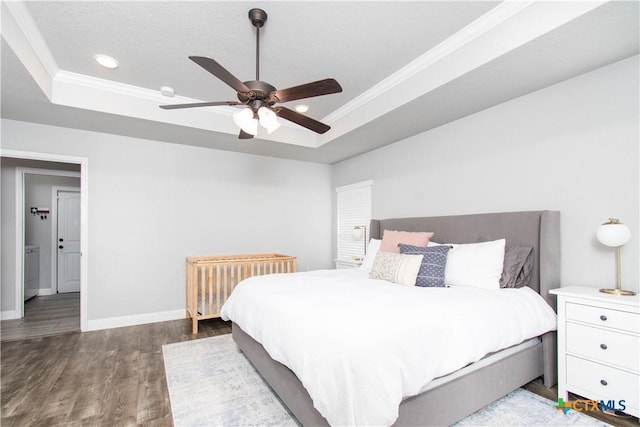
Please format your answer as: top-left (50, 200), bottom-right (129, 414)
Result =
top-left (1, 293), bottom-right (80, 342)
top-left (1, 317), bottom-right (230, 426)
top-left (2, 316), bottom-right (636, 426)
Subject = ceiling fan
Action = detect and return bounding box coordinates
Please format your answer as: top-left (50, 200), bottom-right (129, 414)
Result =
top-left (160, 8), bottom-right (343, 140)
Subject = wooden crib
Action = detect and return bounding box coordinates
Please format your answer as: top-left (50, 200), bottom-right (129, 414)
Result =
top-left (185, 253), bottom-right (297, 333)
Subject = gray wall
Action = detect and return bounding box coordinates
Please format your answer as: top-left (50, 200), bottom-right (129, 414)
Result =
top-left (1, 124), bottom-right (333, 323)
top-left (333, 56), bottom-right (639, 292)
top-left (25, 174), bottom-right (81, 293)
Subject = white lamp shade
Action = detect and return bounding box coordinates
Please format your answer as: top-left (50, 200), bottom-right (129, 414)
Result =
top-left (258, 107), bottom-right (281, 134)
top-left (352, 227), bottom-right (364, 239)
top-left (596, 221), bottom-right (631, 247)
top-left (233, 108), bottom-right (258, 135)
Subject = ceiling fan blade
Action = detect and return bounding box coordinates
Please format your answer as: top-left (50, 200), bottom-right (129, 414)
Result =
top-left (270, 78), bottom-right (342, 103)
top-left (159, 101), bottom-right (242, 110)
top-left (189, 56), bottom-right (251, 94)
top-left (238, 129), bottom-right (254, 139)
top-left (274, 107), bottom-right (330, 134)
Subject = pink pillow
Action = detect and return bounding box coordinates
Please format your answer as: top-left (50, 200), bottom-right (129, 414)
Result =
top-left (380, 230), bottom-right (434, 253)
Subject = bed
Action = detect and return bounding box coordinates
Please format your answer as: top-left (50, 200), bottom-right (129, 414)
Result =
top-left (222, 210), bottom-right (560, 426)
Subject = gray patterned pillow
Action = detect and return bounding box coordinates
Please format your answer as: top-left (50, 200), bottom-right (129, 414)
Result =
top-left (398, 244), bottom-right (452, 287)
top-left (369, 251), bottom-right (424, 286)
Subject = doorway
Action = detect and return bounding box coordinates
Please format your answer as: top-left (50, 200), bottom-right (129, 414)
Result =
top-left (0, 150), bottom-right (88, 332)
top-left (2, 172), bottom-right (81, 340)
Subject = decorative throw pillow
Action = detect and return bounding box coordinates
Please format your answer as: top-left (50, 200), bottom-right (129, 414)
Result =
top-left (500, 246), bottom-right (534, 288)
top-left (398, 244), bottom-right (452, 287)
top-left (431, 239), bottom-right (506, 290)
top-left (360, 239), bottom-right (382, 272)
top-left (380, 230), bottom-right (434, 253)
top-left (369, 251), bottom-right (423, 286)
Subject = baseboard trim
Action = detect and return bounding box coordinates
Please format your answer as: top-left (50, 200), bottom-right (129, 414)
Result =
top-left (87, 309), bottom-right (186, 331)
top-left (1, 310), bottom-right (18, 320)
top-left (38, 288), bottom-right (55, 296)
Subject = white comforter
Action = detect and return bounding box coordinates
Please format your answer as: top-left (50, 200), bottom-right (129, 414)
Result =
top-left (221, 269), bottom-right (556, 426)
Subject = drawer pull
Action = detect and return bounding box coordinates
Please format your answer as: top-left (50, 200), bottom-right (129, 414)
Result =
top-left (600, 379), bottom-right (608, 386)
top-left (599, 315), bottom-right (607, 321)
top-left (600, 343), bottom-right (608, 350)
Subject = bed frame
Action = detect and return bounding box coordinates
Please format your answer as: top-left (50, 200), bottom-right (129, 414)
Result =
top-left (232, 210), bottom-right (561, 426)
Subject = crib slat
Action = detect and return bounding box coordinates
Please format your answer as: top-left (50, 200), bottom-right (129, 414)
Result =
top-left (190, 261), bottom-right (197, 334)
top-left (199, 266), bottom-right (206, 316)
top-left (207, 265), bottom-right (213, 316)
top-left (223, 265), bottom-right (228, 305)
top-left (231, 265), bottom-right (236, 291)
top-left (216, 265), bottom-right (222, 315)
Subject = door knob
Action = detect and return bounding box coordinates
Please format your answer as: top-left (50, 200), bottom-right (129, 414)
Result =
top-left (59, 238), bottom-right (64, 242)
top-left (59, 245), bottom-right (64, 249)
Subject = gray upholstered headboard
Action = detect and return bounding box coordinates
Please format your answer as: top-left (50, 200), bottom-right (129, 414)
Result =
top-left (370, 210), bottom-right (561, 310)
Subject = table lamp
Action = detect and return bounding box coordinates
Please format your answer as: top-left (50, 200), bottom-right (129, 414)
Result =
top-left (596, 218), bottom-right (635, 296)
top-left (352, 225), bottom-right (367, 261)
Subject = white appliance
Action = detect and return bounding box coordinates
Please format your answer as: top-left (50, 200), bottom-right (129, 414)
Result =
top-left (24, 245), bottom-right (39, 301)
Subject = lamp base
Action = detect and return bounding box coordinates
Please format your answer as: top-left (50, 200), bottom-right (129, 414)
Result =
top-left (599, 288), bottom-right (636, 296)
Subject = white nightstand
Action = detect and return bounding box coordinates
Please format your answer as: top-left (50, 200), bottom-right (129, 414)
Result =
top-left (335, 258), bottom-right (362, 269)
top-left (550, 286), bottom-right (639, 417)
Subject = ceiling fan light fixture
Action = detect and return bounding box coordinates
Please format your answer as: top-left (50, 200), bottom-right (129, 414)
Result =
top-left (294, 104), bottom-right (309, 113)
top-left (258, 107), bottom-right (281, 134)
top-left (94, 54), bottom-right (119, 69)
top-left (233, 108), bottom-right (258, 135)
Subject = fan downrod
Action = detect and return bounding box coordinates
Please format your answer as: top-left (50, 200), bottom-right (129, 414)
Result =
top-left (248, 8), bottom-right (267, 28)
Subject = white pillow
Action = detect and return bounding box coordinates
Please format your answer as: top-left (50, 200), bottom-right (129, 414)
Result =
top-left (369, 251), bottom-right (424, 286)
top-left (430, 239), bottom-right (506, 290)
top-left (360, 239), bottom-right (382, 272)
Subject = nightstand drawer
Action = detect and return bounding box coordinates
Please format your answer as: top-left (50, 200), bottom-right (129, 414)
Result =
top-left (566, 323), bottom-right (639, 372)
top-left (566, 302), bottom-right (639, 333)
top-left (567, 356), bottom-right (639, 406)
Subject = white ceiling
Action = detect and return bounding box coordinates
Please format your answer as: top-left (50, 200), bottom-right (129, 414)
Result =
top-left (1, 1), bottom-right (638, 164)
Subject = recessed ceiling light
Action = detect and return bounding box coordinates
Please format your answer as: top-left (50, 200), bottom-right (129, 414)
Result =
top-left (94, 54), bottom-right (119, 69)
top-left (160, 86), bottom-right (175, 97)
top-left (295, 104), bottom-right (309, 113)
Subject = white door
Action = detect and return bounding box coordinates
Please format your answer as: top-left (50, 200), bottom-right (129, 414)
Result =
top-left (57, 190), bottom-right (81, 293)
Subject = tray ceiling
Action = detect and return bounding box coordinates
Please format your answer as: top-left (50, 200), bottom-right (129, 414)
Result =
top-left (1, 1), bottom-right (638, 163)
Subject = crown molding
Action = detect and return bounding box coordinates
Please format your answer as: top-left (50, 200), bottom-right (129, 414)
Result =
top-left (54, 70), bottom-right (237, 114)
top-left (50, 70), bottom-right (317, 147)
top-left (317, 0), bottom-right (609, 146)
top-left (2, 0), bottom-right (58, 98)
top-left (322, 1), bottom-right (534, 124)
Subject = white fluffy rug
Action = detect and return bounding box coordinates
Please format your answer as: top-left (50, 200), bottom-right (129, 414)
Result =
top-left (163, 334), bottom-right (610, 427)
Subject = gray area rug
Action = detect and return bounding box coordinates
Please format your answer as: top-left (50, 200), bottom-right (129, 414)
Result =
top-left (163, 334), bottom-right (610, 426)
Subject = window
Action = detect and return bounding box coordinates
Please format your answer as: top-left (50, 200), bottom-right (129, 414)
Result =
top-left (336, 180), bottom-right (372, 262)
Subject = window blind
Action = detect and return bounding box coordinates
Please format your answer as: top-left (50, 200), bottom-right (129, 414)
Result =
top-left (336, 180), bottom-right (372, 261)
